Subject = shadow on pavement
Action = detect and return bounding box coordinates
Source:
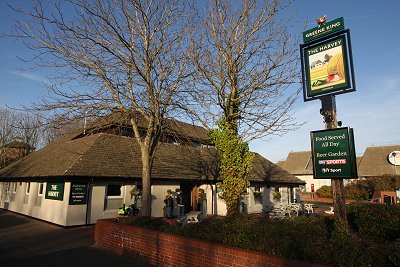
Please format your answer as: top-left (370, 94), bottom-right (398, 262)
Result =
top-left (0, 210), bottom-right (152, 267)
top-left (0, 246), bottom-right (146, 267)
top-left (0, 210), bottom-right (31, 229)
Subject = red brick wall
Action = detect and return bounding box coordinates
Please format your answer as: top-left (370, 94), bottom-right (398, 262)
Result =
top-left (95, 219), bottom-right (326, 267)
top-left (301, 193), bottom-right (357, 204)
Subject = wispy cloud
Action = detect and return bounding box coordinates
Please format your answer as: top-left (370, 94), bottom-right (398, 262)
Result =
top-left (7, 70), bottom-right (46, 83)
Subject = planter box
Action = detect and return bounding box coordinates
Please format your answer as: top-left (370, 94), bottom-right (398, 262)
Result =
top-left (95, 218), bottom-right (326, 267)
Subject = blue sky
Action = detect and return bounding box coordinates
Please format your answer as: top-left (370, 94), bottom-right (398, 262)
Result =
top-left (1, 1), bottom-right (400, 162)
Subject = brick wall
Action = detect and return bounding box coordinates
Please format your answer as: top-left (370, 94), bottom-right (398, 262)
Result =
top-left (95, 219), bottom-right (326, 267)
top-left (301, 193), bottom-right (357, 204)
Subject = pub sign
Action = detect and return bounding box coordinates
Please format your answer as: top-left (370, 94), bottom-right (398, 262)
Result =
top-left (45, 182), bottom-right (65, 201)
top-left (311, 127), bottom-right (357, 179)
top-left (300, 17), bottom-right (355, 101)
top-left (69, 182), bottom-right (88, 205)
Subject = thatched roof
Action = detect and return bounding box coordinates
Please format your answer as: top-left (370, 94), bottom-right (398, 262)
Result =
top-left (0, 133), bottom-right (304, 185)
top-left (250, 154), bottom-right (305, 185)
top-left (279, 151), bottom-right (313, 175)
top-left (82, 111), bottom-right (209, 144)
top-left (358, 145), bottom-right (400, 176)
top-left (0, 133), bottom-right (214, 181)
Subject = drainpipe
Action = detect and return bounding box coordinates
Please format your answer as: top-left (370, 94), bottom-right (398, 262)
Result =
top-left (211, 183), bottom-right (214, 215)
top-left (85, 179), bottom-right (93, 225)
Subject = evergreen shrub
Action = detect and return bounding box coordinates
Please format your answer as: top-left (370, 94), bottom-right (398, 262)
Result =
top-left (124, 204), bottom-right (399, 266)
top-left (347, 202), bottom-right (400, 241)
top-left (316, 185), bottom-right (332, 198)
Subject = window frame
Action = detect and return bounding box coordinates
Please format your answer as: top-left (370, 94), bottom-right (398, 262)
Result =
top-left (12, 182), bottom-right (17, 193)
top-left (38, 182), bottom-right (44, 196)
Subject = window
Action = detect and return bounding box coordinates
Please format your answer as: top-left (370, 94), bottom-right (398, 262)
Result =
top-left (5, 182), bottom-right (10, 194)
top-left (26, 182), bottom-right (31, 194)
top-left (106, 184), bottom-right (122, 198)
top-left (13, 182), bottom-right (17, 193)
top-left (253, 184), bottom-right (262, 204)
top-left (105, 184), bottom-right (123, 210)
top-left (38, 183), bottom-right (44, 196)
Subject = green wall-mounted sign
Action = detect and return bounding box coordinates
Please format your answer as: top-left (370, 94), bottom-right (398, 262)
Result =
top-left (45, 182), bottom-right (65, 201)
top-left (69, 183), bottom-right (88, 205)
top-left (303, 17), bottom-right (344, 43)
top-left (311, 127), bottom-right (357, 179)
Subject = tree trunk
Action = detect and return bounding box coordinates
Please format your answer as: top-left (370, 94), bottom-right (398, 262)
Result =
top-left (226, 196), bottom-right (240, 217)
top-left (332, 179), bottom-right (348, 228)
top-left (140, 146), bottom-right (153, 217)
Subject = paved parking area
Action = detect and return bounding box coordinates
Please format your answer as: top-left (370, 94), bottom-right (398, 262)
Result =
top-left (0, 209), bottom-right (152, 267)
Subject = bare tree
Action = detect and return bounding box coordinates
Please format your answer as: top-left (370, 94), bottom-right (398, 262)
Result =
top-left (0, 107), bottom-right (42, 168)
top-left (13, 112), bottom-right (42, 150)
top-left (187, 0), bottom-right (300, 141)
top-left (41, 115), bottom-right (85, 145)
top-left (0, 108), bottom-right (15, 148)
top-left (179, 0), bottom-right (301, 215)
top-left (10, 0), bottom-right (192, 216)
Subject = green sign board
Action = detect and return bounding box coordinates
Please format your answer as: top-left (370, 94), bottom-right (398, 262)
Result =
top-left (45, 182), bottom-right (65, 201)
top-left (303, 35), bottom-right (351, 98)
top-left (69, 183), bottom-right (88, 205)
top-left (303, 17), bottom-right (344, 43)
top-left (311, 127), bottom-right (357, 179)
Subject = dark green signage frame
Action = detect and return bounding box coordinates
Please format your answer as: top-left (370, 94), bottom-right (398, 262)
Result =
top-left (311, 127), bottom-right (357, 179)
top-left (45, 182), bottom-right (65, 201)
top-left (69, 182), bottom-right (88, 205)
top-left (301, 16), bottom-right (356, 102)
top-left (301, 29), bottom-right (355, 101)
top-left (303, 17), bottom-right (345, 43)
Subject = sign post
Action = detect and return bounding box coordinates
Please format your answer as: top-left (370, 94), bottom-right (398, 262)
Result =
top-left (301, 16), bottom-right (357, 229)
top-left (319, 95), bottom-right (348, 227)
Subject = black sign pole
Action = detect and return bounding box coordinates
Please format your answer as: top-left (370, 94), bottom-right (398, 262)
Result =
top-left (320, 95), bottom-right (348, 229)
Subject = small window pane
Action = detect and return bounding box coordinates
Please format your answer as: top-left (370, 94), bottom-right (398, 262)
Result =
top-left (38, 183), bottom-right (44, 196)
top-left (26, 183), bottom-right (31, 194)
top-left (107, 184), bottom-right (121, 197)
top-left (5, 182), bottom-right (10, 193)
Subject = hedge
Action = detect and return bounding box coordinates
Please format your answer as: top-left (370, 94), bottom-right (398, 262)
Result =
top-left (124, 203), bottom-right (400, 267)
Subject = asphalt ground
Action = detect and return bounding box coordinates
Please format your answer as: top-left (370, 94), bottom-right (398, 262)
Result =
top-left (0, 209), bottom-right (152, 267)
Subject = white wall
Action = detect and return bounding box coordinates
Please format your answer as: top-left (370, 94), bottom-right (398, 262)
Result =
top-left (203, 184), bottom-right (300, 215)
top-left (151, 182), bottom-right (180, 218)
top-left (198, 184), bottom-right (213, 216)
top-left (244, 187), bottom-right (263, 214)
top-left (1, 182), bottom-right (69, 226)
top-left (87, 182), bottom-right (140, 224)
top-left (0, 181), bottom-right (304, 225)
